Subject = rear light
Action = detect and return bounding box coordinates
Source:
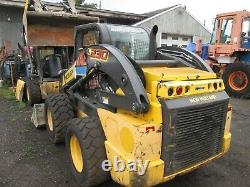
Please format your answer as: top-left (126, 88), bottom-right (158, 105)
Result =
top-left (176, 86), bottom-right (183, 95)
top-left (227, 105), bottom-right (232, 112)
top-left (185, 86), bottom-right (190, 93)
top-left (208, 83), bottom-right (212, 90)
top-left (213, 82), bottom-right (218, 90)
top-left (168, 87), bottom-right (174, 96)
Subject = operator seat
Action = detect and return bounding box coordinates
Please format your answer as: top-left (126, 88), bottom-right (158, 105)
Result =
top-left (43, 54), bottom-right (62, 78)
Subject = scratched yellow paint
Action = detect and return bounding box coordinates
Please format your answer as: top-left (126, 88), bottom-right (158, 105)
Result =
top-left (98, 108), bottom-right (231, 186)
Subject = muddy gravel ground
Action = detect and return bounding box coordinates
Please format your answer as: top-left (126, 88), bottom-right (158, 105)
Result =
top-left (0, 93), bottom-right (250, 187)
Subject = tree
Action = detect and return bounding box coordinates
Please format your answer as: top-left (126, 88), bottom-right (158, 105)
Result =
top-left (75, 0), bottom-right (83, 6)
top-left (82, 3), bottom-right (97, 9)
top-left (75, 0), bottom-right (97, 9)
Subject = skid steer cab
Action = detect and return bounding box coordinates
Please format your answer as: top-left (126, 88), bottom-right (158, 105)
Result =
top-left (37, 23), bottom-right (232, 187)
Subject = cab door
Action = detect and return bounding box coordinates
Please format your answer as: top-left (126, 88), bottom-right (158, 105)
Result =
top-left (215, 17), bottom-right (235, 55)
top-left (74, 28), bottom-right (101, 62)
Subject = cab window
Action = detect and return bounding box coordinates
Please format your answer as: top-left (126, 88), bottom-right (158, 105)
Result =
top-left (82, 30), bottom-right (100, 47)
top-left (220, 18), bottom-right (233, 44)
top-left (210, 18), bottom-right (218, 44)
top-left (107, 25), bottom-right (150, 60)
top-left (242, 18), bottom-right (250, 37)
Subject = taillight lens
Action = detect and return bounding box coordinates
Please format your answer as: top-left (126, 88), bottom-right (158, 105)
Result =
top-left (176, 86), bottom-right (183, 95)
top-left (168, 87), bottom-right (174, 96)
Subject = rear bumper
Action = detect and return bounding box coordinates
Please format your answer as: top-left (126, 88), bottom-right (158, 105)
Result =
top-left (105, 133), bottom-right (231, 186)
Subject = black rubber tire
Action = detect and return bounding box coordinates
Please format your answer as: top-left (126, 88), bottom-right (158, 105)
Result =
top-left (223, 63), bottom-right (250, 98)
top-left (65, 117), bottom-right (110, 186)
top-left (45, 94), bottom-right (74, 144)
top-left (26, 79), bottom-right (42, 105)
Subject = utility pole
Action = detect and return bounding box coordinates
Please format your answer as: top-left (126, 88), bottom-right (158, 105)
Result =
top-left (99, 0), bottom-right (102, 9)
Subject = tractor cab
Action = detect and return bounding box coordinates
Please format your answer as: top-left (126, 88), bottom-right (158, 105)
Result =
top-left (210, 10), bottom-right (250, 55)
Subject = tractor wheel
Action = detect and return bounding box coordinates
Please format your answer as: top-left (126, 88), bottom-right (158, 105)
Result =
top-left (223, 63), bottom-right (250, 98)
top-left (46, 94), bottom-right (74, 144)
top-left (65, 117), bottom-right (110, 186)
top-left (26, 80), bottom-right (42, 105)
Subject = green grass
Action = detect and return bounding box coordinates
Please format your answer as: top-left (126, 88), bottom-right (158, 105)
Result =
top-left (0, 86), bottom-right (27, 108)
top-left (18, 102), bottom-right (27, 108)
top-left (0, 86), bottom-right (15, 99)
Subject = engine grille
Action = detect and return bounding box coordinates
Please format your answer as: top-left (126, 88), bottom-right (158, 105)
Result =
top-left (161, 100), bottom-right (227, 176)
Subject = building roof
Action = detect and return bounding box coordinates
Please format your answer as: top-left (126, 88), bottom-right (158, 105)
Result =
top-left (0, 0), bottom-right (146, 21)
top-left (134, 4), bottom-right (211, 33)
top-left (134, 4), bottom-right (182, 26)
top-left (143, 5), bottom-right (181, 17)
top-left (0, 1), bottom-right (211, 32)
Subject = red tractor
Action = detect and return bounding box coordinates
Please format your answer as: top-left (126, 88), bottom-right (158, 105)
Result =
top-left (192, 10), bottom-right (250, 98)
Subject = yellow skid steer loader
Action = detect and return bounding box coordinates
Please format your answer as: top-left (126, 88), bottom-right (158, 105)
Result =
top-left (38, 23), bottom-right (232, 186)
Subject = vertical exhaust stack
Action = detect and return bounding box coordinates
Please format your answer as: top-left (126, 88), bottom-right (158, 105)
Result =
top-left (149, 25), bottom-right (158, 60)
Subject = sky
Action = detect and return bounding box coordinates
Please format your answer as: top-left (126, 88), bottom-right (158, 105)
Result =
top-left (47, 0), bottom-right (250, 31)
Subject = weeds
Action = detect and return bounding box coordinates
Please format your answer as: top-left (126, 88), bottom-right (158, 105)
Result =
top-left (0, 86), bottom-right (26, 108)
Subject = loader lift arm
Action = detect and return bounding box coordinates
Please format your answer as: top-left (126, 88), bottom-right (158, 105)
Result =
top-left (67, 44), bottom-right (150, 115)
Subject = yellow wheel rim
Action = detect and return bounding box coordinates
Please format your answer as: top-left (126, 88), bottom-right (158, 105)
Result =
top-left (70, 135), bottom-right (83, 173)
top-left (47, 109), bottom-right (53, 131)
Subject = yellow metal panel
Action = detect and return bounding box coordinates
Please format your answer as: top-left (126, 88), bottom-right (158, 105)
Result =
top-left (15, 79), bottom-right (26, 101)
top-left (120, 127), bottom-right (135, 153)
top-left (77, 110), bottom-right (88, 118)
top-left (141, 102), bottom-right (162, 124)
top-left (157, 79), bottom-right (225, 99)
top-left (143, 67), bottom-right (217, 83)
top-left (117, 101), bottom-right (162, 125)
top-left (116, 88), bottom-right (125, 96)
top-left (105, 141), bottom-right (130, 186)
top-left (105, 141), bottom-right (165, 187)
top-left (40, 81), bottom-right (59, 99)
top-left (143, 67), bottom-right (218, 96)
top-left (223, 133), bottom-right (231, 153)
top-left (97, 109), bottom-right (162, 161)
top-left (224, 105), bottom-right (232, 135)
top-left (62, 65), bottom-right (76, 86)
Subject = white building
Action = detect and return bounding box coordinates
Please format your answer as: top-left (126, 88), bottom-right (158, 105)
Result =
top-left (134, 5), bottom-right (211, 48)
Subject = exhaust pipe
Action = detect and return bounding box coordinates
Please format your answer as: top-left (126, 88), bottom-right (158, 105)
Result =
top-left (149, 25), bottom-right (158, 60)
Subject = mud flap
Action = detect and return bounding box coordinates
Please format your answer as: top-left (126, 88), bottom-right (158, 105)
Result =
top-left (31, 104), bottom-right (46, 128)
top-left (15, 79), bottom-right (26, 101)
